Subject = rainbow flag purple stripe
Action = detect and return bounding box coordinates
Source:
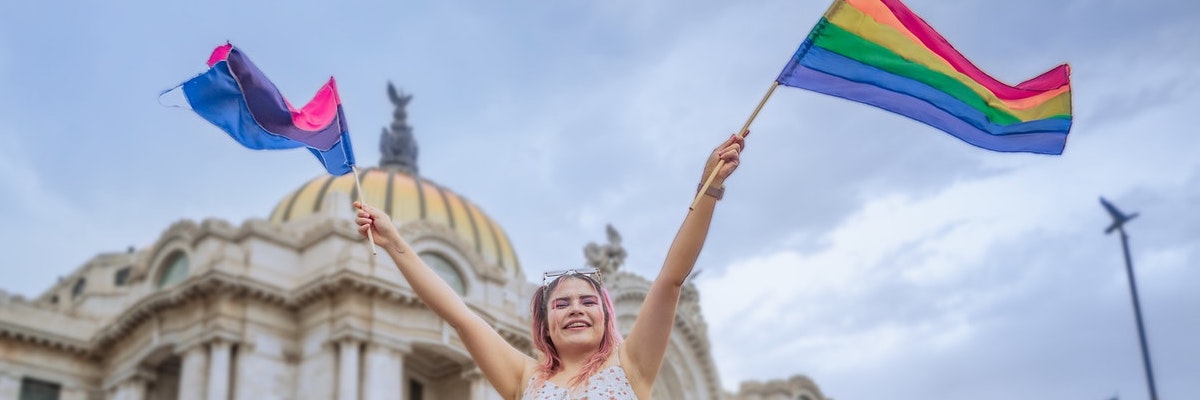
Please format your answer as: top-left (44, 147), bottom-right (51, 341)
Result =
top-left (777, 0), bottom-right (1072, 154)
top-left (181, 43), bottom-right (356, 175)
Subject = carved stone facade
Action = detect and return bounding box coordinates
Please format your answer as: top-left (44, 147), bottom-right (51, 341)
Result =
top-left (728, 375), bottom-right (829, 400)
top-left (0, 85), bottom-right (826, 400)
top-left (0, 206), bottom-right (533, 400)
top-left (0, 201), bottom-right (740, 400)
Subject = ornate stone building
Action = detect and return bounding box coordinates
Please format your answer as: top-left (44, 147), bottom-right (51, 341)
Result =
top-left (0, 84), bottom-right (825, 400)
top-left (727, 376), bottom-right (829, 400)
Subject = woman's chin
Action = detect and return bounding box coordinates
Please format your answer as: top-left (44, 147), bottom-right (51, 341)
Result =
top-left (554, 334), bottom-right (600, 350)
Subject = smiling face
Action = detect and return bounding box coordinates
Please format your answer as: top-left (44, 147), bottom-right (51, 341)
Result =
top-left (545, 277), bottom-right (607, 352)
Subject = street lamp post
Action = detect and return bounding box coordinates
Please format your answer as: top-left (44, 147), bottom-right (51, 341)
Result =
top-left (1100, 197), bottom-right (1158, 400)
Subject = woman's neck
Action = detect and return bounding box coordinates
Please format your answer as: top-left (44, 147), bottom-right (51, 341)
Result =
top-left (556, 346), bottom-right (595, 372)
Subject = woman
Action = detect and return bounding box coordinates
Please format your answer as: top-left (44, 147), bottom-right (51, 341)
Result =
top-left (354, 132), bottom-right (745, 399)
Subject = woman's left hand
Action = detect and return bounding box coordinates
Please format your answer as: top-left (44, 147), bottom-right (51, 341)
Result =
top-left (701, 131), bottom-right (747, 189)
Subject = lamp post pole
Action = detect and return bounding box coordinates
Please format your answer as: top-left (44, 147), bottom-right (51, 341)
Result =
top-left (1101, 197), bottom-right (1158, 400)
top-left (1116, 226), bottom-right (1159, 400)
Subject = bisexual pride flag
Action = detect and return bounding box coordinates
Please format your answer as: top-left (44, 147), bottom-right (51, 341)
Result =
top-left (178, 43), bottom-right (356, 175)
top-left (777, 0), bottom-right (1072, 155)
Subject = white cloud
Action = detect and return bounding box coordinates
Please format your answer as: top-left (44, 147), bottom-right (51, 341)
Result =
top-left (0, 38), bottom-right (6, 76)
top-left (0, 132), bottom-right (102, 297)
top-left (698, 77), bottom-right (1200, 393)
top-left (0, 134), bottom-right (101, 235)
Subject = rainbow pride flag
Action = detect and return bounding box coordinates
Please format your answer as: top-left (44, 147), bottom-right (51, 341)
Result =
top-left (777, 0), bottom-right (1072, 154)
top-left (179, 43), bottom-right (356, 175)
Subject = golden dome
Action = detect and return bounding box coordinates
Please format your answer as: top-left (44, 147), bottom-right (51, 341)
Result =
top-left (268, 166), bottom-right (522, 277)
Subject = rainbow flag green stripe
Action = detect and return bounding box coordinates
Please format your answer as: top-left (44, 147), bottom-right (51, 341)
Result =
top-left (813, 22), bottom-right (1071, 125)
top-left (823, 2), bottom-right (1071, 120)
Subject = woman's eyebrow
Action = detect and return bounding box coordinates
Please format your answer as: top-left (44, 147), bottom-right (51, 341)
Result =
top-left (552, 294), bottom-right (599, 302)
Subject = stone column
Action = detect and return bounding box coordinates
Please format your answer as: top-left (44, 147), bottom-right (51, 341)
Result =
top-left (362, 343), bottom-right (409, 400)
top-left (179, 344), bottom-right (209, 400)
top-left (207, 340), bottom-right (232, 400)
top-left (337, 339), bottom-right (362, 400)
top-left (60, 386), bottom-right (89, 400)
top-left (110, 376), bottom-right (149, 400)
top-left (0, 371), bottom-right (20, 400)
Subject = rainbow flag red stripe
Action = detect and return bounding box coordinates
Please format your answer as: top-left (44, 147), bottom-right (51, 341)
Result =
top-left (777, 0), bottom-right (1072, 154)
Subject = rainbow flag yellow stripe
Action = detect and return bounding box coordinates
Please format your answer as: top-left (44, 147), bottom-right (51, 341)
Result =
top-left (777, 0), bottom-right (1072, 154)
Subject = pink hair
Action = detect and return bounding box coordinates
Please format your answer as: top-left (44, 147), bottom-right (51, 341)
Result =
top-left (529, 274), bottom-right (623, 389)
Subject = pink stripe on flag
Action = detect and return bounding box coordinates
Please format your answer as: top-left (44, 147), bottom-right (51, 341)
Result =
top-left (286, 78), bottom-right (342, 131)
top-left (206, 43), bottom-right (233, 68)
top-left (878, 0), bottom-right (1070, 100)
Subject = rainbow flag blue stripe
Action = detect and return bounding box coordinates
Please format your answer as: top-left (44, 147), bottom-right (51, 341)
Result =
top-left (777, 0), bottom-right (1072, 154)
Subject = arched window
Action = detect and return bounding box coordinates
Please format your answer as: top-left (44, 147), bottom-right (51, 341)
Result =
top-left (71, 278), bottom-right (87, 299)
top-left (419, 252), bottom-right (466, 295)
top-left (114, 267), bottom-right (131, 286)
top-left (158, 252), bottom-right (190, 288)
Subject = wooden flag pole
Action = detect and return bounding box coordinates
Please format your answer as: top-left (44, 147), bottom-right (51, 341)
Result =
top-left (690, 81), bottom-right (780, 210)
top-left (351, 165), bottom-right (377, 256)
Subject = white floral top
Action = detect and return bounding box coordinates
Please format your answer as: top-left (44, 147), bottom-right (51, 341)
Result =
top-left (522, 365), bottom-right (636, 400)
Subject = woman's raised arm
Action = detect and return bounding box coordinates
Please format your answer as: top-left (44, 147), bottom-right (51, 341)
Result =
top-left (621, 133), bottom-right (745, 388)
top-left (355, 202), bottom-right (533, 399)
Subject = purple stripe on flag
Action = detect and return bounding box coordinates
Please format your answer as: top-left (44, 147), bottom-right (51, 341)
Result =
top-left (223, 48), bottom-right (345, 151)
top-left (778, 55), bottom-right (1067, 154)
top-left (791, 45), bottom-right (1071, 135)
top-left (310, 127), bottom-right (356, 176)
top-left (182, 61), bottom-right (308, 150)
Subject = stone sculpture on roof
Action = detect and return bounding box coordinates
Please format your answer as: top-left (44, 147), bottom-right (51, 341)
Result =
top-left (380, 82), bottom-right (418, 173)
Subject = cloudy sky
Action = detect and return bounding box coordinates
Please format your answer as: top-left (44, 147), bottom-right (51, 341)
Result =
top-left (2, 0), bottom-right (1197, 399)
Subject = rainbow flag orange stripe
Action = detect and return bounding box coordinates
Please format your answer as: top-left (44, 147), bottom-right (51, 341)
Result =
top-left (777, 0), bottom-right (1072, 154)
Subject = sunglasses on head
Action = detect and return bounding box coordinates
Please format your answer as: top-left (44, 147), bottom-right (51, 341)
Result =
top-left (541, 267), bottom-right (602, 287)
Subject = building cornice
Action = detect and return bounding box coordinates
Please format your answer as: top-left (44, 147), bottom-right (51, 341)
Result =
top-left (2, 215), bottom-right (535, 367)
top-left (0, 321), bottom-right (95, 356)
top-left (398, 219), bottom-right (512, 284)
top-left (81, 268), bottom-right (528, 357)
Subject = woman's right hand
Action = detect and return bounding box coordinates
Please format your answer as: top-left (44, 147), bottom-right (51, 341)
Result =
top-left (354, 201), bottom-right (400, 248)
